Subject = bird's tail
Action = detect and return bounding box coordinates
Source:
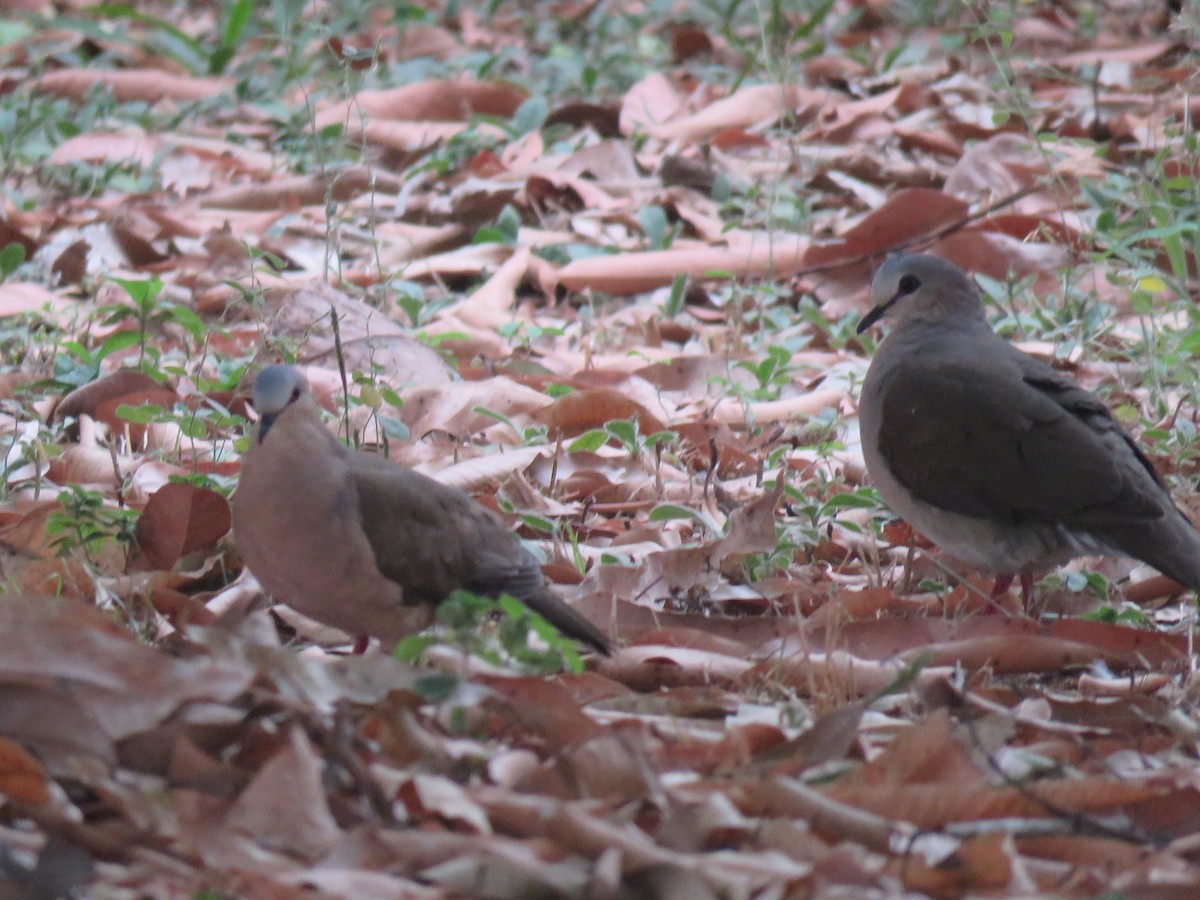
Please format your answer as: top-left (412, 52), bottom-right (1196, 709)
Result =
top-left (521, 589), bottom-right (610, 655)
top-left (1093, 508), bottom-right (1200, 594)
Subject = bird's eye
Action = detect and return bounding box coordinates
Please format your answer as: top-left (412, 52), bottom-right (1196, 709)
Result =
top-left (289, 388), bottom-right (301, 402)
top-left (897, 273), bottom-right (921, 294)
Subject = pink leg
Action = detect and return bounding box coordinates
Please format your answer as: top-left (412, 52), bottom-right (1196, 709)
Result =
top-left (1019, 573), bottom-right (1034, 607)
top-left (990, 574), bottom-right (1014, 598)
top-left (985, 573), bottom-right (1027, 617)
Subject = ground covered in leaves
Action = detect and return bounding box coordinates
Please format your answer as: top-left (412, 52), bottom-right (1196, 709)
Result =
top-left (1, 0), bottom-right (1200, 896)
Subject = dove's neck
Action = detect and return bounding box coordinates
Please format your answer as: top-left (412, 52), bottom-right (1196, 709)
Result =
top-left (887, 309), bottom-right (993, 346)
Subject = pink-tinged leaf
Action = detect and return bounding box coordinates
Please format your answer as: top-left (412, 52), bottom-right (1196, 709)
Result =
top-left (136, 482), bottom-right (231, 570)
top-left (0, 282), bottom-right (74, 318)
top-left (30, 68), bottom-right (232, 103)
top-left (53, 370), bottom-right (169, 423)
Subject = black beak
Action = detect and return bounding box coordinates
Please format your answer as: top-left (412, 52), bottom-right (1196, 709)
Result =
top-left (856, 298), bottom-right (893, 334)
top-left (257, 412), bottom-right (277, 442)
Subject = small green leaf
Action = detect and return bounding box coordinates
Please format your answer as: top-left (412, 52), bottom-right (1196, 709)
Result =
top-left (820, 492), bottom-right (881, 512)
top-left (472, 225), bottom-right (506, 244)
top-left (495, 204), bottom-right (521, 244)
top-left (0, 242), bottom-right (25, 277)
top-left (568, 429), bottom-right (608, 452)
top-left (638, 205), bottom-right (668, 249)
top-left (520, 513), bottom-right (555, 533)
top-left (711, 170), bottom-right (731, 202)
top-left (114, 403), bottom-right (164, 424)
top-left (648, 503), bottom-right (697, 522)
top-left (394, 634), bottom-right (439, 663)
top-left (95, 330), bottom-right (143, 360)
top-left (220, 0), bottom-right (255, 48)
top-left (164, 304), bottom-right (205, 340)
top-left (413, 672), bottom-right (459, 701)
top-left (510, 95), bottom-right (548, 136)
top-left (110, 275), bottom-right (163, 307)
top-left (605, 419), bottom-right (637, 447)
top-left (379, 386), bottom-right (404, 408)
top-left (379, 416), bottom-right (410, 440)
top-left (664, 274), bottom-right (687, 317)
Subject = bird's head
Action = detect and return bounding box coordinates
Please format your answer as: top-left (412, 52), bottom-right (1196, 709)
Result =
top-left (857, 254), bottom-right (986, 334)
top-left (251, 365), bottom-right (309, 441)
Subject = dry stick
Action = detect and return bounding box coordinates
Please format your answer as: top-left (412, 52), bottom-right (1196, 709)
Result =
top-left (317, 704), bottom-right (395, 824)
top-left (745, 773), bottom-right (1143, 876)
top-left (549, 433), bottom-right (562, 495)
top-left (748, 776), bottom-right (909, 853)
top-left (106, 437), bottom-right (132, 570)
top-left (900, 534), bottom-right (916, 595)
top-left (329, 306), bottom-right (353, 444)
top-left (958, 704), bottom-right (1160, 847)
top-left (476, 788), bottom-right (804, 887)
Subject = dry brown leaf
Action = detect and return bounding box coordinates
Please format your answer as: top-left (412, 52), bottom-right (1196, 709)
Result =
top-left (400, 774), bottom-right (492, 834)
top-left (533, 388), bottom-right (667, 438)
top-left (315, 79), bottom-right (527, 129)
top-left (135, 481), bottom-right (231, 570)
top-left (619, 72), bottom-right (685, 135)
top-left (257, 281), bottom-right (453, 388)
top-left (420, 445), bottom-right (550, 494)
top-left (805, 187), bottom-right (969, 271)
top-left (30, 68), bottom-right (232, 103)
top-left (201, 166), bottom-right (403, 210)
top-left (556, 237), bottom-right (809, 295)
top-left (225, 726), bottom-right (341, 860)
top-left (825, 778), bottom-right (1164, 827)
top-left (401, 378), bottom-right (549, 441)
top-left (47, 132), bottom-right (161, 168)
top-left (453, 246), bottom-right (531, 328)
top-left (0, 282), bottom-right (76, 320)
top-left (0, 736), bottom-right (51, 805)
top-left (2, 8), bottom-right (1197, 894)
top-left (648, 83), bottom-right (827, 142)
top-left (856, 709), bottom-right (986, 786)
top-left (50, 370), bottom-right (170, 424)
top-left (46, 443), bottom-right (126, 487)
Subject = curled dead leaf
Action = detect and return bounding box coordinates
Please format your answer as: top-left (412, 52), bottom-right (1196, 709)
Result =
top-left (53, 370), bottom-right (170, 424)
top-left (30, 68), bottom-right (232, 103)
top-left (135, 481), bottom-right (232, 570)
top-left (533, 388), bottom-right (667, 438)
top-left (0, 736), bottom-right (50, 805)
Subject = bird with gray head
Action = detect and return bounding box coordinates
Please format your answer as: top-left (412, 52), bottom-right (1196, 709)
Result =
top-left (233, 364), bottom-right (610, 653)
top-left (856, 253), bottom-right (1200, 607)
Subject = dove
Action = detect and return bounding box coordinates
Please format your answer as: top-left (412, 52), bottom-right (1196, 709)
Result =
top-left (856, 253), bottom-right (1200, 605)
top-left (233, 365), bottom-right (609, 653)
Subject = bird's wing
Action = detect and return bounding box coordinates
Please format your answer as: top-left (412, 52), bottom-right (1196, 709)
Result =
top-left (349, 457), bottom-right (545, 604)
top-left (877, 351), bottom-right (1167, 528)
top-left (350, 456), bottom-right (609, 652)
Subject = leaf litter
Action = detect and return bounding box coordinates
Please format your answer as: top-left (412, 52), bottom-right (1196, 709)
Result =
top-left (0, 1), bottom-right (1199, 896)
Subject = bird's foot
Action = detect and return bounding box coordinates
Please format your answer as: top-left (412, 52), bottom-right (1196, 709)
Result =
top-left (1019, 573), bottom-right (1034, 607)
top-left (985, 573), bottom-right (1030, 616)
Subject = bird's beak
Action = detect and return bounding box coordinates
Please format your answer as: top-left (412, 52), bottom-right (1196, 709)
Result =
top-left (856, 297), bottom-right (895, 334)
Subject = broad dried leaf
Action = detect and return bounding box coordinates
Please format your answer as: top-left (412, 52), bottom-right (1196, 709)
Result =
top-left (0, 736), bottom-right (50, 805)
top-left (533, 388), bottom-right (666, 438)
top-left (135, 481), bottom-right (232, 570)
top-left (225, 727), bottom-right (340, 860)
top-left (31, 68), bottom-right (232, 102)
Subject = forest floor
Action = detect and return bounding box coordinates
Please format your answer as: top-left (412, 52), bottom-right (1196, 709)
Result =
top-left (1, 1), bottom-right (1200, 896)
